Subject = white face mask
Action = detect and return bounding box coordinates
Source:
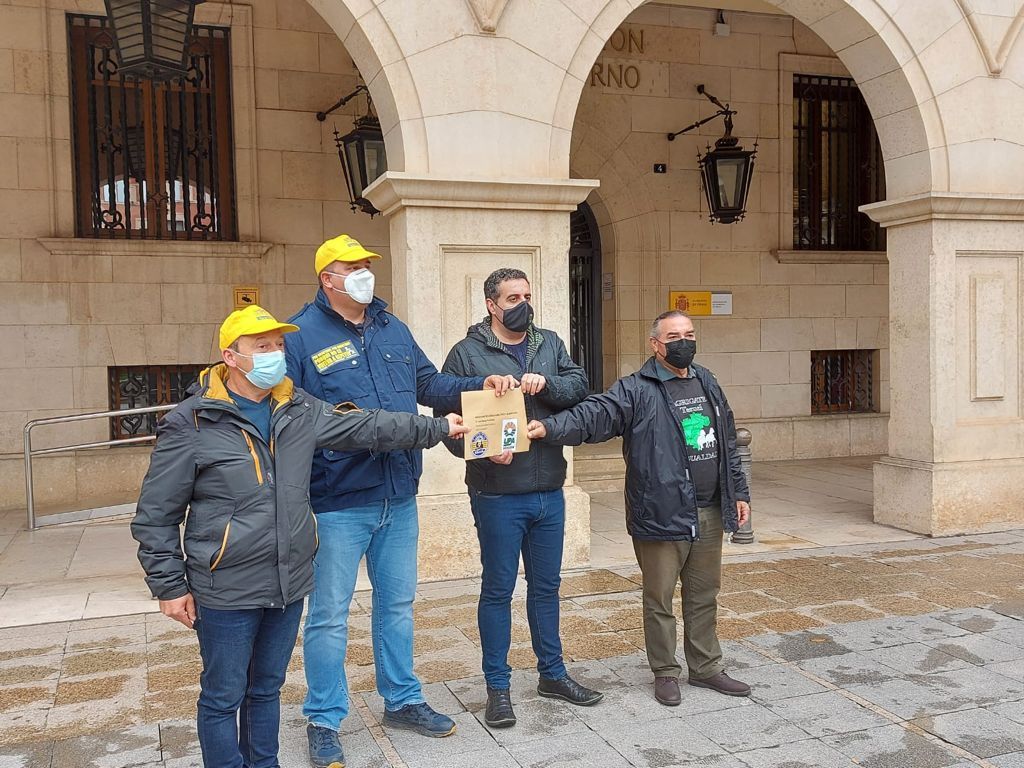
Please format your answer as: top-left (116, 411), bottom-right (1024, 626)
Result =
top-left (327, 268), bottom-right (375, 305)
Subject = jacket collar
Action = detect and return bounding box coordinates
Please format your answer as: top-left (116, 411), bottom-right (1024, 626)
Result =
top-left (313, 287), bottom-right (388, 324)
top-left (639, 356), bottom-right (707, 384)
top-left (471, 316), bottom-right (542, 357)
top-left (195, 363), bottom-right (295, 412)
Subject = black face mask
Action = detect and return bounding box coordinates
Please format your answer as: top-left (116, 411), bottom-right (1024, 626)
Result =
top-left (661, 338), bottom-right (696, 370)
top-left (497, 301), bottom-right (533, 333)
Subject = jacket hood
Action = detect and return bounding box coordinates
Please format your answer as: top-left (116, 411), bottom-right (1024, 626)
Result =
top-left (193, 362), bottom-right (295, 411)
top-left (313, 287), bottom-right (388, 320)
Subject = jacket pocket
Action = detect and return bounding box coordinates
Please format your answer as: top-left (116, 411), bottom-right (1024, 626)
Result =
top-left (320, 448), bottom-right (385, 494)
top-left (204, 493), bottom-right (276, 574)
top-left (319, 357), bottom-right (371, 402)
top-left (378, 343), bottom-right (416, 393)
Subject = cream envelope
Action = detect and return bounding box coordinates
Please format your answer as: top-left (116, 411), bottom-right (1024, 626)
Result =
top-left (460, 387), bottom-right (530, 460)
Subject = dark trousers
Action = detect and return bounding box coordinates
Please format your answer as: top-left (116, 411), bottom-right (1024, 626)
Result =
top-left (194, 599), bottom-right (303, 768)
top-left (470, 488), bottom-right (568, 689)
top-left (632, 505), bottom-right (724, 680)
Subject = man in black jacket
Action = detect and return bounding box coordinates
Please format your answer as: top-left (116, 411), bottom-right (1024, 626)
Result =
top-left (438, 267), bottom-right (603, 728)
top-left (527, 310), bottom-right (752, 707)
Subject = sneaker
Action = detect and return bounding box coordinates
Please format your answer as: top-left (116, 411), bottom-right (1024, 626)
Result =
top-left (382, 702), bottom-right (457, 737)
top-left (484, 686), bottom-right (516, 728)
top-left (306, 723), bottom-right (345, 768)
top-left (537, 674), bottom-right (604, 706)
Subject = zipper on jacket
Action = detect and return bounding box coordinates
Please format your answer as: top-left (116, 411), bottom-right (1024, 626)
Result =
top-left (241, 430), bottom-right (264, 485)
top-left (657, 379), bottom-right (700, 541)
top-left (210, 522), bottom-right (231, 571)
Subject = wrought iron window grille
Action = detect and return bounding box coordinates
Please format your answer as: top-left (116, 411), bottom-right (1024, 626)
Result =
top-left (793, 75), bottom-right (885, 251)
top-left (811, 349), bottom-right (876, 415)
top-left (69, 14), bottom-right (236, 240)
top-left (108, 364), bottom-right (206, 438)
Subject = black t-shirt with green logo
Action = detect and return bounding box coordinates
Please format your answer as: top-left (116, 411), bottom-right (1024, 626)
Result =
top-left (663, 375), bottom-right (720, 506)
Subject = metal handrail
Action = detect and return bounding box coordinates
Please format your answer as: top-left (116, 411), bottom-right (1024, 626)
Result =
top-left (23, 404), bottom-right (174, 530)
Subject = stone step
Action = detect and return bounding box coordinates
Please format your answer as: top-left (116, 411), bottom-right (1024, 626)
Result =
top-left (574, 455), bottom-right (626, 481)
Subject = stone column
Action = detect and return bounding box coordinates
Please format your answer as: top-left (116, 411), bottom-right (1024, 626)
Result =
top-left (864, 193), bottom-right (1024, 536)
top-left (365, 173), bottom-right (599, 580)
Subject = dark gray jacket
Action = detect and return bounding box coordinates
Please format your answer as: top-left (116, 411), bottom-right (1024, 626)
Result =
top-left (438, 319), bottom-right (588, 494)
top-left (540, 358), bottom-right (750, 541)
top-left (131, 364), bottom-right (450, 610)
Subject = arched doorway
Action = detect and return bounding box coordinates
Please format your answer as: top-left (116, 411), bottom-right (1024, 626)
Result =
top-left (569, 201), bottom-right (603, 393)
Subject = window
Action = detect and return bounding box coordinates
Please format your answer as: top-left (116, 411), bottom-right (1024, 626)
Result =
top-left (793, 75), bottom-right (885, 251)
top-left (811, 350), bottom-right (876, 415)
top-left (109, 364), bottom-right (207, 439)
top-left (69, 14), bottom-right (236, 240)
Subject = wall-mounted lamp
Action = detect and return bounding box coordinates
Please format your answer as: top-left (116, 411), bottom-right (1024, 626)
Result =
top-left (668, 85), bottom-right (757, 224)
top-left (318, 84), bottom-right (387, 217)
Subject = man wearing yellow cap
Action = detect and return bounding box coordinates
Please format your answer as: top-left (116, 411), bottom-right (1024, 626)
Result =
top-left (286, 235), bottom-right (515, 763)
top-left (131, 306), bottom-right (469, 768)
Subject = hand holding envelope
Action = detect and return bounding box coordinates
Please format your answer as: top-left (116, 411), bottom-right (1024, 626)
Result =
top-left (460, 386), bottom-right (530, 460)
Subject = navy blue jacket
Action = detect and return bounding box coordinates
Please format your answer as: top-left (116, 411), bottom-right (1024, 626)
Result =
top-left (286, 290), bottom-right (484, 512)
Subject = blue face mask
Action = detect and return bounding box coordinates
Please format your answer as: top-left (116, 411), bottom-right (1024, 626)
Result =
top-left (234, 350), bottom-right (287, 390)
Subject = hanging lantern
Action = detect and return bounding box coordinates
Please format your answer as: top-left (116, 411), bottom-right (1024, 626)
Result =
top-left (697, 116), bottom-right (757, 224)
top-left (668, 84), bottom-right (758, 224)
top-left (334, 116), bottom-right (387, 217)
top-left (319, 84), bottom-right (388, 217)
top-left (103, 0), bottom-right (202, 80)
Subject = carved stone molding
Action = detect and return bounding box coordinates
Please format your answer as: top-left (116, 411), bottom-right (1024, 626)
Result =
top-left (465, 0), bottom-right (510, 33)
top-left (955, 0), bottom-right (1024, 75)
top-left (861, 192), bottom-right (1024, 227)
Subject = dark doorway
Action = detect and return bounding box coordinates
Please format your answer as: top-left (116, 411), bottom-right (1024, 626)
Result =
top-left (569, 201), bottom-right (603, 393)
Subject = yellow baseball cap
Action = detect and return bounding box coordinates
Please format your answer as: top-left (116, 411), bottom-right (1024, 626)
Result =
top-left (315, 234), bottom-right (381, 276)
top-left (219, 305), bottom-right (299, 350)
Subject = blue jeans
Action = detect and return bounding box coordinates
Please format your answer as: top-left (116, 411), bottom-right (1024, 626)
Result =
top-left (470, 488), bottom-right (568, 689)
top-left (303, 496), bottom-right (423, 730)
top-left (194, 599), bottom-right (303, 768)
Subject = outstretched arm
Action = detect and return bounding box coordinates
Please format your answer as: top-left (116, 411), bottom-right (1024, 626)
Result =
top-left (312, 399), bottom-right (468, 451)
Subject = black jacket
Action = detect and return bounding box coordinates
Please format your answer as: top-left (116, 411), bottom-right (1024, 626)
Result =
top-left (131, 364), bottom-right (451, 610)
top-left (438, 319), bottom-right (589, 494)
top-left (539, 358), bottom-right (750, 541)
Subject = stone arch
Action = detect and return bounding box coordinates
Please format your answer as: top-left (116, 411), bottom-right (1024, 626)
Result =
top-left (553, 0), bottom-right (959, 195)
top-left (305, 0), bottom-right (426, 173)
top-left (570, 101), bottom-right (664, 376)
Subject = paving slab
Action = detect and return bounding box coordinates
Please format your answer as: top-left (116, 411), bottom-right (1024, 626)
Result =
top-left (990, 753), bottom-right (1024, 768)
top-left (860, 642), bottom-right (973, 675)
top-left (685, 701), bottom-right (811, 752)
top-left (931, 608), bottom-right (1024, 634)
top-left (506, 728), bottom-right (633, 768)
top-left (927, 633), bottom-right (1024, 665)
top-left (739, 663), bottom-right (831, 702)
top-left (911, 707), bottom-right (1024, 758)
top-left (744, 630), bottom-right (852, 662)
top-left (822, 724), bottom-right (965, 768)
top-left (602, 717), bottom-right (727, 767)
top-left (387, 711), bottom-right (496, 767)
top-left (471, 697), bottom-right (590, 746)
top-left (764, 690), bottom-right (893, 737)
top-left (733, 739), bottom-right (859, 767)
top-left (795, 652), bottom-right (898, 687)
top-left (847, 665), bottom-right (1024, 720)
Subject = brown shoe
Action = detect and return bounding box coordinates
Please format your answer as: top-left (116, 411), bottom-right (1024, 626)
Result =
top-left (654, 676), bottom-right (681, 706)
top-left (688, 672), bottom-right (751, 697)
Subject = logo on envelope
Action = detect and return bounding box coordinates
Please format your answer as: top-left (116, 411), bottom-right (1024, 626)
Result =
top-left (501, 419), bottom-right (518, 451)
top-left (470, 432), bottom-right (489, 457)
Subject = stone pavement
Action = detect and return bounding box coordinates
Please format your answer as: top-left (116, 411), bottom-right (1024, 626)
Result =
top-left (2, 530), bottom-right (1024, 767)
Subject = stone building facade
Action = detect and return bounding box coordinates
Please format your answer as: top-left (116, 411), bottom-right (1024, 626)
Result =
top-left (1, 0), bottom-right (1023, 578)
